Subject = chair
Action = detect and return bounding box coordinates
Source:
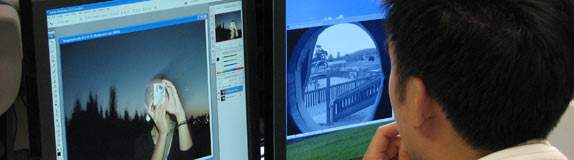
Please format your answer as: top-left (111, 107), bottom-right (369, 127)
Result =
top-left (0, 0), bottom-right (22, 116)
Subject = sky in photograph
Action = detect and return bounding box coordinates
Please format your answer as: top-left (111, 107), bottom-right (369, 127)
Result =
top-left (287, 0), bottom-right (385, 25)
top-left (59, 20), bottom-right (210, 120)
top-left (314, 23), bottom-right (376, 57)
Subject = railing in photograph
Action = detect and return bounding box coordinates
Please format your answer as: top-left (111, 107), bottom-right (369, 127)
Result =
top-left (331, 77), bottom-right (382, 122)
top-left (303, 75), bottom-right (378, 108)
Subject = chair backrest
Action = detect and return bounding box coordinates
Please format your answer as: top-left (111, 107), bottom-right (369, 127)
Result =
top-left (0, 0), bottom-right (10, 5)
top-left (0, 0), bottom-right (22, 115)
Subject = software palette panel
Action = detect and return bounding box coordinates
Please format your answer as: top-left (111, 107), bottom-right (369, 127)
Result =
top-left (39, 0), bottom-right (249, 159)
top-left (285, 0), bottom-right (394, 159)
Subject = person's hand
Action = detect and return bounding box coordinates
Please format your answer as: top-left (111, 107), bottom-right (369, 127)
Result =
top-left (148, 104), bottom-right (170, 160)
top-left (364, 122), bottom-right (410, 160)
top-left (163, 80), bottom-right (186, 122)
top-left (162, 80), bottom-right (194, 151)
top-left (146, 103), bottom-right (171, 135)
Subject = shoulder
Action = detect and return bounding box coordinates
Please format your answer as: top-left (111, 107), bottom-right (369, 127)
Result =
top-left (479, 140), bottom-right (567, 160)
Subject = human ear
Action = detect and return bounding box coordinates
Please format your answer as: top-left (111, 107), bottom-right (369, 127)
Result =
top-left (409, 77), bottom-right (435, 128)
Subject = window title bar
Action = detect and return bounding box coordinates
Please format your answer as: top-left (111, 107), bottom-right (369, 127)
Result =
top-left (47, 0), bottom-right (221, 28)
top-left (59, 14), bottom-right (207, 44)
top-left (46, 0), bottom-right (149, 16)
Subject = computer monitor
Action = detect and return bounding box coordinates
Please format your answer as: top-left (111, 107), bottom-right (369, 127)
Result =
top-left (28, 0), bottom-right (256, 159)
top-left (274, 0), bottom-right (394, 159)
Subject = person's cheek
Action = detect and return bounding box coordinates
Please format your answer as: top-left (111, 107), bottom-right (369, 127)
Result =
top-left (388, 65), bottom-right (403, 129)
top-left (389, 67), bottom-right (398, 111)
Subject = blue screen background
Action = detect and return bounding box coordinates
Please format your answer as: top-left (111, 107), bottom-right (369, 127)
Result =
top-left (287, 0), bottom-right (386, 26)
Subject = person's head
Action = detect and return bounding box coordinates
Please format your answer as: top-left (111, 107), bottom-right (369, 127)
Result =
top-left (384, 0), bottom-right (574, 158)
top-left (145, 75), bottom-right (179, 125)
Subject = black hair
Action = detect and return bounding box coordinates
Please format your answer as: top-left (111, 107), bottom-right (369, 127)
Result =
top-left (384, 0), bottom-right (574, 153)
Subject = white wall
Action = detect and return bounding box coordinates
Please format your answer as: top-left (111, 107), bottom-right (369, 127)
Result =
top-left (548, 100), bottom-right (574, 159)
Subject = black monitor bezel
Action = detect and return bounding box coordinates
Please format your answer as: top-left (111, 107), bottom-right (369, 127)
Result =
top-left (28, 0), bottom-right (260, 159)
top-left (271, 0), bottom-right (286, 159)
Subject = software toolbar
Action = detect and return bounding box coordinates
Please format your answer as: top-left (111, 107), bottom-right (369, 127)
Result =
top-left (47, 0), bottom-right (222, 28)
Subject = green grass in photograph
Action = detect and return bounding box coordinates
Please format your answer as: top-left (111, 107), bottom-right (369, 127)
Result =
top-left (287, 122), bottom-right (391, 160)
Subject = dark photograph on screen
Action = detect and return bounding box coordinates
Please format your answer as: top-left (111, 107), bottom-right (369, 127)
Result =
top-left (286, 19), bottom-right (393, 159)
top-left (214, 11), bottom-right (243, 42)
top-left (60, 20), bottom-right (212, 160)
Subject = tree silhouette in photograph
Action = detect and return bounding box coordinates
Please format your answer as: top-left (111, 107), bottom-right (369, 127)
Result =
top-left (65, 86), bottom-right (212, 160)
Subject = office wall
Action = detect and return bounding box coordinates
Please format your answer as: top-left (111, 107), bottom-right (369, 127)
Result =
top-left (548, 100), bottom-right (574, 159)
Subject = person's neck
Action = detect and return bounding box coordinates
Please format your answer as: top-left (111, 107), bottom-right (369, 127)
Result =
top-left (432, 131), bottom-right (483, 159)
top-left (416, 117), bottom-right (485, 159)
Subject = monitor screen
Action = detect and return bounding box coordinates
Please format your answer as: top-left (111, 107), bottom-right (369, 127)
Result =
top-left (285, 0), bottom-right (394, 159)
top-left (43, 0), bottom-right (248, 159)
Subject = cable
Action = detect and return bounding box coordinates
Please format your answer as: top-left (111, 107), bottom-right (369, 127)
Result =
top-left (17, 74), bottom-right (29, 111)
top-left (0, 138), bottom-right (5, 160)
top-left (11, 105), bottom-right (18, 146)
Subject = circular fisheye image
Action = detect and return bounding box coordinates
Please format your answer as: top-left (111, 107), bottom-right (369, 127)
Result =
top-left (289, 23), bottom-right (385, 133)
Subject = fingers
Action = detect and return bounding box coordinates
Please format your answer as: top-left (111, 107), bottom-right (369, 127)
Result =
top-left (162, 80), bottom-right (174, 92)
top-left (163, 80), bottom-right (184, 116)
top-left (163, 80), bottom-right (176, 106)
top-left (146, 104), bottom-right (155, 119)
top-left (364, 122), bottom-right (401, 160)
top-left (162, 79), bottom-right (174, 88)
top-left (161, 99), bottom-right (171, 122)
top-left (157, 101), bottom-right (166, 121)
top-left (398, 141), bottom-right (411, 160)
top-left (385, 136), bottom-right (401, 159)
top-left (370, 122), bottom-right (399, 152)
top-left (165, 84), bottom-right (175, 104)
top-left (152, 103), bottom-right (163, 123)
top-left (163, 80), bottom-right (180, 98)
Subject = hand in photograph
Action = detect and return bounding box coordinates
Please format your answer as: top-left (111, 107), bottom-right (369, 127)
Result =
top-left (163, 80), bottom-right (185, 119)
top-left (230, 21), bottom-right (239, 39)
top-left (163, 79), bottom-right (194, 151)
top-left (146, 102), bottom-right (172, 160)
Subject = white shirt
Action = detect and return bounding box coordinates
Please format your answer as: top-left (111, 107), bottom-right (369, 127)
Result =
top-left (479, 140), bottom-right (568, 160)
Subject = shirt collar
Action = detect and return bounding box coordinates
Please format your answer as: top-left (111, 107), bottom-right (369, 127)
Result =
top-left (479, 140), bottom-right (567, 160)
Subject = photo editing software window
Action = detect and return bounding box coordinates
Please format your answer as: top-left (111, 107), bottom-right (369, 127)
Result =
top-left (45, 0), bottom-right (248, 159)
top-left (286, 0), bottom-right (394, 159)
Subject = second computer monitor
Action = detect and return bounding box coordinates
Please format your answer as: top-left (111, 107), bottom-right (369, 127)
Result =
top-left (285, 0), bottom-right (394, 159)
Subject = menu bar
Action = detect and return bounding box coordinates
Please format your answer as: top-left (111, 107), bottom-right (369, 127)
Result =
top-left (47, 0), bottom-right (221, 28)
